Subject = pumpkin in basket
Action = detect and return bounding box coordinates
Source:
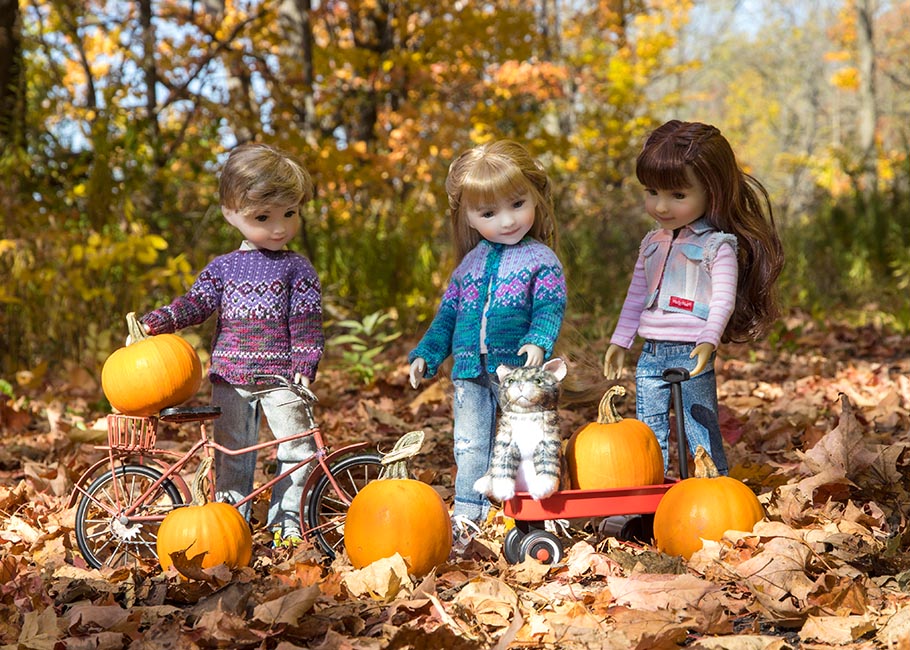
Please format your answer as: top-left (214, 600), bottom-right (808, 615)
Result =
top-left (102, 312), bottom-right (202, 416)
top-left (565, 385), bottom-right (664, 490)
top-left (343, 431), bottom-right (451, 578)
top-left (157, 457), bottom-right (252, 576)
top-left (653, 446), bottom-right (764, 560)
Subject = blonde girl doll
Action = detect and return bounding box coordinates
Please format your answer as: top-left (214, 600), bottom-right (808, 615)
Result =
top-left (603, 120), bottom-right (784, 475)
top-left (138, 142), bottom-right (324, 547)
top-left (409, 140), bottom-right (567, 534)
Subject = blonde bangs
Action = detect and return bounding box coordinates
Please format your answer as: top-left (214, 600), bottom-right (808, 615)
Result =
top-left (458, 159), bottom-right (535, 211)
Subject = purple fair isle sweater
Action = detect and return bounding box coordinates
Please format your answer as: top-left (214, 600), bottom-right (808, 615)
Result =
top-left (141, 247), bottom-right (324, 385)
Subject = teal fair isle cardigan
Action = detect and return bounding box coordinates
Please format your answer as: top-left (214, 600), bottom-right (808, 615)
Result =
top-left (409, 237), bottom-right (567, 379)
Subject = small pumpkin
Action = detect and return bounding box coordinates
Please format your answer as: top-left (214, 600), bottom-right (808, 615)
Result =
top-left (344, 431), bottom-right (452, 578)
top-left (157, 456), bottom-right (252, 576)
top-left (102, 312), bottom-right (202, 416)
top-left (653, 446), bottom-right (764, 560)
top-left (565, 385), bottom-right (664, 490)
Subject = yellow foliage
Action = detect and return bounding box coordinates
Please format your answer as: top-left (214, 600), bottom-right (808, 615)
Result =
top-left (831, 67), bottom-right (859, 91)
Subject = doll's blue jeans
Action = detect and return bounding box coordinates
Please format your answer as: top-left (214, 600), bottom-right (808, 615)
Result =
top-left (212, 381), bottom-right (317, 533)
top-left (451, 370), bottom-right (500, 523)
top-left (635, 340), bottom-right (729, 475)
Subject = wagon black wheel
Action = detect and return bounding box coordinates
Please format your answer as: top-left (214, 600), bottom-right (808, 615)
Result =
top-left (518, 529), bottom-right (563, 565)
top-left (74, 464), bottom-right (183, 569)
top-left (503, 526), bottom-right (525, 564)
top-left (304, 453), bottom-right (382, 558)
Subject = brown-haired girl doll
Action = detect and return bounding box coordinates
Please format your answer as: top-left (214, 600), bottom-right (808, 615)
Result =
top-left (408, 140), bottom-right (567, 542)
top-left (603, 120), bottom-right (784, 475)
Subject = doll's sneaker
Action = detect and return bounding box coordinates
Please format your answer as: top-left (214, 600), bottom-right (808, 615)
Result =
top-left (450, 515), bottom-right (483, 557)
top-left (272, 525), bottom-right (304, 549)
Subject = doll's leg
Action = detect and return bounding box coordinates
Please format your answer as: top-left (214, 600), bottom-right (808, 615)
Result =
top-left (451, 375), bottom-right (498, 523)
top-left (212, 382), bottom-right (261, 520)
top-left (261, 386), bottom-right (318, 534)
top-left (635, 342), bottom-right (673, 470)
top-left (679, 359), bottom-right (729, 474)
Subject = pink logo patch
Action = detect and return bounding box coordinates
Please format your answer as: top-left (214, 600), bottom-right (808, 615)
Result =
top-left (669, 296), bottom-right (694, 311)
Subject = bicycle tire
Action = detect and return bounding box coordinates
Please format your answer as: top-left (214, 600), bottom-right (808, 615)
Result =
top-left (74, 464), bottom-right (184, 569)
top-left (304, 452), bottom-right (382, 558)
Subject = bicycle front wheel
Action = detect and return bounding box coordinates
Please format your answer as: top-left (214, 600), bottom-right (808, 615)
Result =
top-left (74, 464), bottom-right (184, 569)
top-left (305, 453), bottom-right (382, 558)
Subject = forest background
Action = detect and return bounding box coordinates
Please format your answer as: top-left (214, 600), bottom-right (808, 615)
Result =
top-left (1, 0), bottom-right (909, 399)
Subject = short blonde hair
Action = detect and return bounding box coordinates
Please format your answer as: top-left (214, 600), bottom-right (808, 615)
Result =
top-left (219, 143), bottom-right (314, 217)
top-left (445, 140), bottom-right (557, 261)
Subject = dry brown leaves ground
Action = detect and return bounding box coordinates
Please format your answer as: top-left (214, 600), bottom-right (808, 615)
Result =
top-left (3, 316), bottom-right (910, 649)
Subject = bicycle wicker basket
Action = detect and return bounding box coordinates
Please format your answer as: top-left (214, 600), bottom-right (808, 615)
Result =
top-left (106, 414), bottom-right (158, 451)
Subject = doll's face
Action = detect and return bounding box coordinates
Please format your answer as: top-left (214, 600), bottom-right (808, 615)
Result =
top-left (223, 203), bottom-right (301, 250)
top-left (465, 192), bottom-right (536, 245)
top-left (643, 167), bottom-right (707, 231)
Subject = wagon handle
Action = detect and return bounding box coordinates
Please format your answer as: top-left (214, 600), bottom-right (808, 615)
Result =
top-left (662, 367), bottom-right (690, 479)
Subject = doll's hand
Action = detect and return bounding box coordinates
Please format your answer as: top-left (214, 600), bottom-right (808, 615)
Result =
top-left (690, 343), bottom-right (715, 376)
top-left (293, 373), bottom-right (310, 388)
top-left (518, 344), bottom-right (545, 367)
top-left (409, 358), bottom-right (427, 389)
top-left (603, 344), bottom-right (626, 379)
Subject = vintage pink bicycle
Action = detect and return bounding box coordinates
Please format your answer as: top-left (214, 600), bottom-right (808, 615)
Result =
top-left (68, 374), bottom-right (381, 569)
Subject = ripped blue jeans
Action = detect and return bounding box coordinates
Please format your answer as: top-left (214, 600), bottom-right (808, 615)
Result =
top-left (635, 340), bottom-right (729, 475)
top-left (451, 370), bottom-right (500, 523)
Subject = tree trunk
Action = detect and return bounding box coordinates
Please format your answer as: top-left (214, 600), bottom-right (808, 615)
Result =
top-left (138, 0), bottom-right (164, 212)
top-left (856, 0), bottom-right (877, 190)
top-left (0, 0), bottom-right (22, 149)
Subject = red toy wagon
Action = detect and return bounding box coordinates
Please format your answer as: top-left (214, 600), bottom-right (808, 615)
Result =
top-left (500, 368), bottom-right (692, 564)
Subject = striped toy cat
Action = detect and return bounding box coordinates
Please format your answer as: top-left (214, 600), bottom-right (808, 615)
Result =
top-left (474, 357), bottom-right (566, 501)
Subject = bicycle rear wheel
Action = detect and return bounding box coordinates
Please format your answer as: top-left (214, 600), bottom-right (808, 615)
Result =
top-left (304, 453), bottom-right (382, 558)
top-left (74, 464), bottom-right (184, 569)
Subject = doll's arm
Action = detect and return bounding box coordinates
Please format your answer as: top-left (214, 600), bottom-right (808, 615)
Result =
top-left (689, 343), bottom-right (715, 376)
top-left (409, 357), bottom-right (427, 389)
top-left (603, 344), bottom-right (626, 379)
top-left (518, 344), bottom-right (544, 367)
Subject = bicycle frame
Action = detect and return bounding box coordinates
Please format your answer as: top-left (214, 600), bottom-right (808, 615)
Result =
top-left (70, 417), bottom-right (371, 537)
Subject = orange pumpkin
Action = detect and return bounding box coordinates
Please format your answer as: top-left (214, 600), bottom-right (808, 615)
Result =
top-left (102, 312), bottom-right (202, 416)
top-left (343, 431), bottom-right (451, 578)
top-left (653, 446), bottom-right (764, 559)
top-left (566, 386), bottom-right (664, 490)
top-left (157, 457), bottom-right (252, 576)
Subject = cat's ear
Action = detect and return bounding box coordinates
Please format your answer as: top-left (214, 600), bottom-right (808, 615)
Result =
top-left (542, 357), bottom-right (567, 381)
top-left (496, 364), bottom-right (514, 382)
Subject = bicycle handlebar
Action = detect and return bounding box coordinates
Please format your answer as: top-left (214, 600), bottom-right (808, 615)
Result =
top-left (251, 374), bottom-right (319, 404)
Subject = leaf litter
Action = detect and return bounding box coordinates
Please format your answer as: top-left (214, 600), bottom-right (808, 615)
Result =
top-left (3, 319), bottom-right (910, 648)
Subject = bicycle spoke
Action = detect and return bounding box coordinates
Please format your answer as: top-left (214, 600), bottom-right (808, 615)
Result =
top-left (75, 465), bottom-right (182, 570)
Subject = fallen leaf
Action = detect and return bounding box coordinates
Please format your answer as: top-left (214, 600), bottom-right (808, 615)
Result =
top-left (798, 615), bottom-right (875, 644)
top-left (253, 585), bottom-right (320, 626)
top-left (341, 553), bottom-right (411, 600)
top-left (608, 573), bottom-right (719, 611)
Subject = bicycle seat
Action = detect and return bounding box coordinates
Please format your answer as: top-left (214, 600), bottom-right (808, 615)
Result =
top-left (159, 406), bottom-right (222, 423)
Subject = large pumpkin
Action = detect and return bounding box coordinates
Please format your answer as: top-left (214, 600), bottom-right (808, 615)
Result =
top-left (157, 457), bottom-right (252, 576)
top-left (344, 431), bottom-right (451, 578)
top-left (102, 312), bottom-right (202, 416)
top-left (566, 386), bottom-right (664, 489)
top-left (653, 446), bottom-right (764, 560)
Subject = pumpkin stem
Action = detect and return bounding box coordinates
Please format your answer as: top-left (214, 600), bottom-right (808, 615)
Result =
top-left (379, 430), bottom-right (425, 480)
top-left (693, 445), bottom-right (720, 479)
top-left (190, 456), bottom-right (214, 506)
top-left (125, 312), bottom-right (151, 344)
top-left (596, 385), bottom-right (626, 424)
